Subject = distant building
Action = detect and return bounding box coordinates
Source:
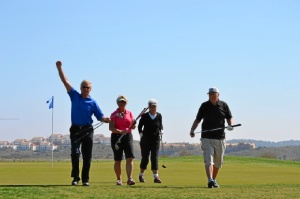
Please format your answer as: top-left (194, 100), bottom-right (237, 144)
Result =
top-left (94, 134), bottom-right (110, 145)
top-left (19, 141), bottom-right (32, 151)
top-left (31, 137), bottom-right (46, 145)
top-left (13, 139), bottom-right (27, 145)
top-left (226, 142), bottom-right (255, 152)
top-left (0, 141), bottom-right (10, 148)
top-left (47, 134), bottom-right (64, 145)
top-left (62, 135), bottom-right (71, 145)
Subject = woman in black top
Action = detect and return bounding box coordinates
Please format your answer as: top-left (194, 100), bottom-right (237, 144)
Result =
top-left (138, 99), bottom-right (163, 183)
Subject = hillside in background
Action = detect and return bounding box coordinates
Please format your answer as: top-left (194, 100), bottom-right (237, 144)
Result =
top-left (227, 139), bottom-right (300, 147)
top-left (226, 146), bottom-right (300, 161)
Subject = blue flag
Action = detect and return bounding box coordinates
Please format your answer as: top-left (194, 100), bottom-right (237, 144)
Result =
top-left (46, 96), bottom-right (54, 109)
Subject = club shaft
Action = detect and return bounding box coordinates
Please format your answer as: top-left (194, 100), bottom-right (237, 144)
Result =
top-left (195, 124), bottom-right (241, 134)
top-left (115, 107), bottom-right (149, 150)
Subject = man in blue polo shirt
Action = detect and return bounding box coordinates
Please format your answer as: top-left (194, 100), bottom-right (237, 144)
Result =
top-left (56, 61), bottom-right (110, 186)
top-left (190, 87), bottom-right (235, 188)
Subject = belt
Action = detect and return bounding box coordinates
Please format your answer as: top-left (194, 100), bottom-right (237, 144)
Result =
top-left (72, 124), bottom-right (92, 130)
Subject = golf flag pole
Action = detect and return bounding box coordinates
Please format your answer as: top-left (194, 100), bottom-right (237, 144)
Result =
top-left (47, 96), bottom-right (54, 168)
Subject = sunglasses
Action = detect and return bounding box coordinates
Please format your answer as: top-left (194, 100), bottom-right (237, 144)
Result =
top-left (81, 86), bottom-right (90, 89)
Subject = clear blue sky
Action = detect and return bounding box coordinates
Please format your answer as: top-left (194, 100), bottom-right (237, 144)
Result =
top-left (0, 1), bottom-right (299, 143)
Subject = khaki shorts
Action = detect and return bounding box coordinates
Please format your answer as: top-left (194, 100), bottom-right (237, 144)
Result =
top-left (200, 138), bottom-right (226, 168)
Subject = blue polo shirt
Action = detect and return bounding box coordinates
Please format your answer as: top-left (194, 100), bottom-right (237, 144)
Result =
top-left (68, 88), bottom-right (104, 126)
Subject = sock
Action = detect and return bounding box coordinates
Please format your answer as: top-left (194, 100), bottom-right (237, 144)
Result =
top-left (208, 178), bottom-right (213, 182)
top-left (139, 173), bottom-right (144, 176)
top-left (153, 174), bottom-right (158, 178)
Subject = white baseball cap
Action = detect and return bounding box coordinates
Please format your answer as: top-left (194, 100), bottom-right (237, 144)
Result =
top-left (116, 95), bottom-right (128, 103)
top-left (207, 87), bottom-right (219, 94)
top-left (148, 99), bottom-right (158, 106)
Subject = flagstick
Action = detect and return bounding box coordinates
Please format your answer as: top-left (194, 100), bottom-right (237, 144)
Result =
top-left (51, 96), bottom-right (54, 168)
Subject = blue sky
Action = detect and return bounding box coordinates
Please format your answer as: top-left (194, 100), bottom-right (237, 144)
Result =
top-left (0, 0), bottom-right (299, 143)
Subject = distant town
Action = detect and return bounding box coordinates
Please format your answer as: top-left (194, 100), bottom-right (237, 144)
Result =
top-left (0, 133), bottom-right (255, 154)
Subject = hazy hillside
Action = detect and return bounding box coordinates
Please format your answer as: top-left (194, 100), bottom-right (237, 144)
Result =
top-left (227, 139), bottom-right (300, 147)
top-left (227, 146), bottom-right (300, 161)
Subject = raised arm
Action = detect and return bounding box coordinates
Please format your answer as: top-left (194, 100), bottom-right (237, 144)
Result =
top-left (56, 61), bottom-right (72, 93)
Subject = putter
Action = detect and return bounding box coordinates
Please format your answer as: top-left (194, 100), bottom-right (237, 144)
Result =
top-left (114, 107), bottom-right (149, 150)
top-left (74, 122), bottom-right (104, 143)
top-left (160, 134), bottom-right (167, 168)
top-left (195, 124), bottom-right (242, 134)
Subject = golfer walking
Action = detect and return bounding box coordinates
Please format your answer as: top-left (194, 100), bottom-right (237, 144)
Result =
top-left (109, 95), bottom-right (136, 186)
top-left (55, 61), bottom-right (110, 186)
top-left (190, 87), bottom-right (234, 188)
top-left (138, 99), bottom-right (163, 183)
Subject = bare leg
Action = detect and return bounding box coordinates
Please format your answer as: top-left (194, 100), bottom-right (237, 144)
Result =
top-left (212, 165), bottom-right (219, 180)
top-left (114, 160), bottom-right (122, 181)
top-left (126, 158), bottom-right (134, 180)
top-left (152, 170), bottom-right (158, 174)
top-left (205, 164), bottom-right (213, 180)
top-left (140, 168), bottom-right (145, 174)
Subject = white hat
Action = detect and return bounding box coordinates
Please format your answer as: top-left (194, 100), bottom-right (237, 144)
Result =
top-left (207, 87), bottom-right (219, 94)
top-left (116, 95), bottom-right (128, 103)
top-left (148, 99), bottom-right (158, 106)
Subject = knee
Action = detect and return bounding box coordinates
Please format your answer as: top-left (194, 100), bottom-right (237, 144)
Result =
top-left (71, 153), bottom-right (80, 159)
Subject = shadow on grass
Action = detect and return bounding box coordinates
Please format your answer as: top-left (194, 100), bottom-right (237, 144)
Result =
top-left (0, 184), bottom-right (209, 189)
top-left (0, 185), bottom-right (72, 187)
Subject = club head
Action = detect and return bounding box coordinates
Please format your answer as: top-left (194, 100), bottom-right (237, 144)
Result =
top-left (162, 165), bottom-right (167, 168)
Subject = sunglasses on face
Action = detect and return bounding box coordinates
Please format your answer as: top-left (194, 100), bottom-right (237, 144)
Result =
top-left (81, 86), bottom-right (90, 89)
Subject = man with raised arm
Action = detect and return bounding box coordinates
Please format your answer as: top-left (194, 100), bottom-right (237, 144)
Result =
top-left (55, 60), bottom-right (110, 186)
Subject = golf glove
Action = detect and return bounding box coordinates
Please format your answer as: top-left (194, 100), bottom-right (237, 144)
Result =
top-left (139, 133), bottom-right (143, 138)
top-left (159, 130), bottom-right (164, 136)
top-left (226, 125), bottom-right (234, 131)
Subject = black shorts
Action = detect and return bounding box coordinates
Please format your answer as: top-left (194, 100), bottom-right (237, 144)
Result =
top-left (111, 133), bottom-right (135, 161)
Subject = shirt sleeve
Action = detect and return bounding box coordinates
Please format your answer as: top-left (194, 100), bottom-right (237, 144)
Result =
top-left (138, 114), bottom-right (144, 133)
top-left (224, 103), bottom-right (233, 119)
top-left (196, 104), bottom-right (204, 121)
top-left (159, 113), bottom-right (163, 131)
top-left (93, 101), bottom-right (104, 120)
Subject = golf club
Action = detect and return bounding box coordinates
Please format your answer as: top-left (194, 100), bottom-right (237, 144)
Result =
top-left (114, 107), bottom-right (149, 150)
top-left (74, 122), bottom-right (104, 143)
top-left (160, 133), bottom-right (167, 168)
top-left (195, 124), bottom-right (242, 134)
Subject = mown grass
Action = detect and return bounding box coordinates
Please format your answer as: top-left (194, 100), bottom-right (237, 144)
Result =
top-left (0, 156), bottom-right (299, 199)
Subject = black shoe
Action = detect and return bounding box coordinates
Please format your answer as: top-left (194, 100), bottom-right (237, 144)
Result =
top-left (139, 175), bottom-right (145, 183)
top-left (154, 177), bottom-right (162, 183)
top-left (213, 180), bottom-right (220, 188)
top-left (82, 182), bottom-right (90, 186)
top-left (71, 177), bottom-right (80, 186)
top-left (207, 180), bottom-right (214, 188)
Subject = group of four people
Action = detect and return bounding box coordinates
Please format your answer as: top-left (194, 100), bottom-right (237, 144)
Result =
top-left (55, 61), bottom-right (235, 188)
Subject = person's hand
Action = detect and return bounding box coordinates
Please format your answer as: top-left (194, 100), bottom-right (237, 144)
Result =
top-left (56, 60), bottom-right (62, 69)
top-left (139, 133), bottom-right (143, 138)
top-left (159, 130), bottom-right (164, 136)
top-left (226, 125), bottom-right (234, 131)
top-left (120, 130), bottom-right (127, 135)
top-left (131, 125), bottom-right (136, 130)
top-left (190, 130), bottom-right (195, 138)
top-left (103, 117), bottom-right (111, 123)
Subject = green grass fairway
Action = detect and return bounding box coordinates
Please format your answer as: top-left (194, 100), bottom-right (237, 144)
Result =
top-left (0, 156), bottom-right (299, 199)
